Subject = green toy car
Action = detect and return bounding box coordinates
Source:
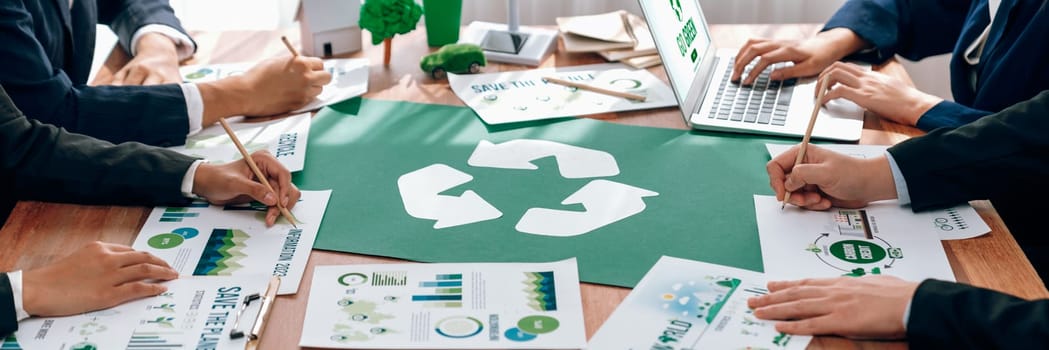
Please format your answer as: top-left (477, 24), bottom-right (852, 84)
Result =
top-left (420, 43), bottom-right (487, 79)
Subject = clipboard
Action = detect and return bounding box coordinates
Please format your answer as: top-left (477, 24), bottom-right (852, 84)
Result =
top-left (230, 276), bottom-right (281, 350)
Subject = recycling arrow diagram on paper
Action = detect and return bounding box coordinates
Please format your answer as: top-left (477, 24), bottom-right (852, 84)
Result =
top-left (397, 164), bottom-right (503, 229)
top-left (516, 180), bottom-right (659, 237)
top-left (397, 139), bottom-right (658, 236)
top-left (468, 139), bottom-right (620, 178)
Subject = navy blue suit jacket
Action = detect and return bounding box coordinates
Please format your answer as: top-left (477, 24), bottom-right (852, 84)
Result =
top-left (825, 0), bottom-right (1049, 131)
top-left (0, 0), bottom-right (196, 146)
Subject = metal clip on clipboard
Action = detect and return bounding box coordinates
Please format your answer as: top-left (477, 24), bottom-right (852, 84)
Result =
top-left (230, 276), bottom-right (281, 350)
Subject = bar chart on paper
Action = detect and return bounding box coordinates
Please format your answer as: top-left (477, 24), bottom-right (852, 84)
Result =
top-left (413, 274), bottom-right (464, 308)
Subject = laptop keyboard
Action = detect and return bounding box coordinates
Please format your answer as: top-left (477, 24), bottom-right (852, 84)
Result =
top-left (707, 58), bottom-right (797, 126)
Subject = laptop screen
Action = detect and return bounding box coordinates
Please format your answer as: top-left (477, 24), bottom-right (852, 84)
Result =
top-left (641, 0), bottom-right (713, 100)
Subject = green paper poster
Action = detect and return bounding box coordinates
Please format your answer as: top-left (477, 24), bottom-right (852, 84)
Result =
top-left (297, 99), bottom-right (779, 287)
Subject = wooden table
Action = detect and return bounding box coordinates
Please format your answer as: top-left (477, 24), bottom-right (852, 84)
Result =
top-left (2, 24), bottom-right (1045, 350)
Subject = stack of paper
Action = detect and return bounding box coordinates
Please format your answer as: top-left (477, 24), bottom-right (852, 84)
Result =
top-left (556, 11), bottom-right (660, 69)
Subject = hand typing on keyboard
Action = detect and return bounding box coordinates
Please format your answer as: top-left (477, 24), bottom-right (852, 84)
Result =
top-left (732, 28), bottom-right (870, 85)
top-left (817, 62), bottom-right (943, 127)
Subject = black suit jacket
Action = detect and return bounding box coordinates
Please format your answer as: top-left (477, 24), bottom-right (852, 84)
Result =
top-left (889, 90), bottom-right (1049, 266)
top-left (0, 83), bottom-right (197, 335)
top-left (0, 0), bottom-right (196, 147)
top-left (909, 279), bottom-right (1049, 348)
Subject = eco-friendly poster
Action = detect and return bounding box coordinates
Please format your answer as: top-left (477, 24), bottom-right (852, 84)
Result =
top-left (299, 259), bottom-right (586, 349)
top-left (448, 63), bottom-right (676, 124)
top-left (754, 195), bottom-right (956, 281)
top-left (168, 113), bottom-right (310, 172)
top-left (588, 256), bottom-right (810, 350)
top-left (181, 58), bottom-right (369, 113)
top-left (13, 276), bottom-right (265, 350)
top-left (133, 190), bottom-right (332, 295)
top-left (297, 99), bottom-right (781, 288)
top-left (764, 143), bottom-right (991, 240)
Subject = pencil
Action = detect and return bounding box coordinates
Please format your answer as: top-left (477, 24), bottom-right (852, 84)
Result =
top-left (218, 118), bottom-right (299, 227)
top-left (781, 75), bottom-right (831, 210)
top-left (542, 76), bottom-right (647, 102)
top-left (280, 36), bottom-right (300, 57)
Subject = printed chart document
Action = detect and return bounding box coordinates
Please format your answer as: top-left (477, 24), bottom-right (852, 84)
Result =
top-left (754, 195), bottom-right (956, 281)
top-left (448, 63), bottom-right (675, 124)
top-left (169, 113), bottom-right (310, 172)
top-left (588, 256), bottom-right (810, 350)
top-left (181, 58), bottom-right (369, 113)
top-left (300, 259), bottom-right (586, 349)
top-left (14, 276), bottom-right (265, 350)
top-left (765, 144), bottom-right (991, 240)
top-left (133, 190), bottom-right (332, 295)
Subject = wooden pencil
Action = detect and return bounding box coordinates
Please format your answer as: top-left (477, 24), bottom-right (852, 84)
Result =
top-left (542, 76), bottom-right (647, 102)
top-left (218, 118), bottom-right (299, 227)
top-left (782, 75), bottom-right (831, 210)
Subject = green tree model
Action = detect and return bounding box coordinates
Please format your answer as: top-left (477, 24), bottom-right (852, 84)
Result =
top-left (359, 0), bottom-right (423, 66)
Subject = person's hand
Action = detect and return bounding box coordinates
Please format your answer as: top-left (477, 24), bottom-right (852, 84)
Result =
top-left (818, 62), bottom-right (943, 126)
top-left (767, 145), bottom-right (897, 210)
top-left (21, 242), bottom-right (178, 317)
top-left (198, 56), bottom-right (332, 124)
top-left (111, 33), bottom-right (183, 86)
top-left (191, 150), bottom-right (302, 226)
top-left (732, 28), bottom-right (869, 85)
top-left (747, 276), bottom-right (919, 339)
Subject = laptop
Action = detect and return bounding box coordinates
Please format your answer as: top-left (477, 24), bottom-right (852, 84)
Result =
top-left (638, 0), bottom-right (864, 141)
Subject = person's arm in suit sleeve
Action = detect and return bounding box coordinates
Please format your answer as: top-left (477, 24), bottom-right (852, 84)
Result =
top-left (823, 0), bottom-right (972, 63)
top-left (0, 85), bottom-right (194, 206)
top-left (887, 90), bottom-right (1049, 211)
top-left (0, 273), bottom-right (14, 337)
top-left (96, 0), bottom-right (197, 59)
top-left (908, 279), bottom-right (1049, 348)
top-left (0, 0), bottom-right (190, 146)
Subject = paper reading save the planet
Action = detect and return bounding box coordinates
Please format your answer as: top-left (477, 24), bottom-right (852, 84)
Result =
top-left (169, 113), bottom-right (310, 172)
top-left (754, 195), bottom-right (956, 282)
top-left (14, 276), bottom-right (265, 350)
top-left (299, 259), bottom-right (586, 349)
top-left (133, 190), bottom-right (332, 295)
top-left (180, 58), bottom-right (369, 113)
top-left (588, 256), bottom-right (810, 350)
top-left (448, 63), bottom-right (675, 124)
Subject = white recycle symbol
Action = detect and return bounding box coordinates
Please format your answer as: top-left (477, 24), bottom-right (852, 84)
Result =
top-left (397, 139), bottom-right (659, 237)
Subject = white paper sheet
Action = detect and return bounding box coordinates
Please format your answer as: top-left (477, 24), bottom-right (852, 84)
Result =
top-left (765, 143), bottom-right (991, 240)
top-left (299, 259), bottom-right (587, 349)
top-left (15, 276), bottom-right (265, 350)
top-left (133, 190), bottom-right (332, 295)
top-left (588, 256), bottom-right (811, 350)
top-left (448, 63), bottom-right (676, 125)
top-left (180, 58), bottom-right (369, 113)
top-left (169, 113), bottom-right (310, 172)
top-left (755, 195), bottom-right (956, 282)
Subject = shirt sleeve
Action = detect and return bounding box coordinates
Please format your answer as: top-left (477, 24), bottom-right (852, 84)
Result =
top-left (129, 24), bottom-right (197, 60)
top-left (7, 271), bottom-right (27, 322)
top-left (915, 100), bottom-right (994, 132)
top-left (181, 160), bottom-right (205, 197)
top-left (885, 151), bottom-right (911, 205)
top-left (179, 84), bottom-right (204, 136)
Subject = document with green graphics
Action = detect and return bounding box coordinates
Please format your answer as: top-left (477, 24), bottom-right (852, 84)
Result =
top-left (133, 190), bottom-right (332, 295)
top-left (13, 276), bottom-right (266, 350)
top-left (588, 256), bottom-right (810, 350)
top-left (169, 113), bottom-right (311, 172)
top-left (300, 259), bottom-right (586, 349)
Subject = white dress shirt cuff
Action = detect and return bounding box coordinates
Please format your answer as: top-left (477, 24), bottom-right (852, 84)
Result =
top-left (9, 270), bottom-right (30, 321)
top-left (902, 298), bottom-right (912, 331)
top-left (885, 151), bottom-right (911, 205)
top-left (181, 160), bottom-right (206, 197)
top-left (130, 24), bottom-right (196, 60)
top-left (180, 83), bottom-right (204, 136)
